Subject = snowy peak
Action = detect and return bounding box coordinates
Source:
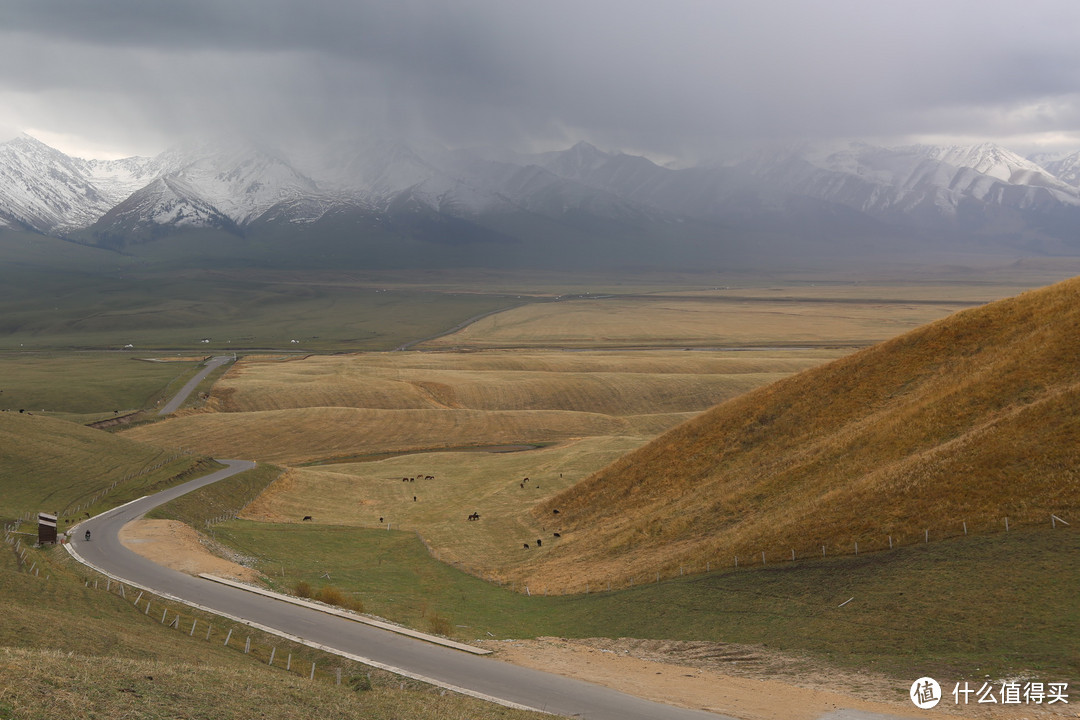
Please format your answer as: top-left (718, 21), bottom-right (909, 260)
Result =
top-left (164, 142), bottom-right (321, 225)
top-left (534, 141), bottom-right (613, 178)
top-left (1035, 150), bottom-right (1080, 188)
top-left (0, 134), bottom-right (114, 233)
top-left (735, 141), bottom-right (1080, 221)
top-left (3, 133), bottom-right (1080, 260)
top-left (913, 142), bottom-right (1057, 185)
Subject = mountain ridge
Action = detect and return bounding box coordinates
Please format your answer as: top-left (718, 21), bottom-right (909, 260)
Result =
top-left (2, 134), bottom-right (1080, 268)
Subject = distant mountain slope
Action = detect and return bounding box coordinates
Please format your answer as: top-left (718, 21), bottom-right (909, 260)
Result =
top-left (527, 275), bottom-right (1080, 588)
top-left (3, 134), bottom-right (1080, 268)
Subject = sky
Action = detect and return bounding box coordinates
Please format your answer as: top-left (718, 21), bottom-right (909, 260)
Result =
top-left (2, 0), bottom-right (1080, 164)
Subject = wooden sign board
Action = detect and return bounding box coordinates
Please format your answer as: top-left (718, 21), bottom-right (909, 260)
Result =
top-left (38, 512), bottom-right (57, 545)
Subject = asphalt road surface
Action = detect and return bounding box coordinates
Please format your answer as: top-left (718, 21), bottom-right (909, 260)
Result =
top-left (158, 355), bottom-right (233, 415)
top-left (70, 460), bottom-right (734, 720)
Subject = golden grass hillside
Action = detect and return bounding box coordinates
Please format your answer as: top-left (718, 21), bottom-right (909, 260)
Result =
top-left (122, 350), bottom-right (840, 465)
top-left (206, 350), bottom-right (828, 414)
top-left (521, 275), bottom-right (1080, 591)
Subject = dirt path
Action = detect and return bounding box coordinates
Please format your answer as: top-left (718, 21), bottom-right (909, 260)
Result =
top-left (119, 518), bottom-right (260, 583)
top-left (478, 637), bottom-right (1069, 720)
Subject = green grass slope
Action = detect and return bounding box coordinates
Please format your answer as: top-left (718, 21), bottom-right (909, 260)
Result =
top-left (0, 543), bottom-right (544, 720)
top-left (0, 411), bottom-right (214, 529)
top-left (528, 274), bottom-right (1080, 587)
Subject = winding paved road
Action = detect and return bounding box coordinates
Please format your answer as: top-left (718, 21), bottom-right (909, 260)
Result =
top-left (158, 355), bottom-right (233, 415)
top-left (69, 351), bottom-right (917, 720)
top-left (69, 460), bottom-right (731, 720)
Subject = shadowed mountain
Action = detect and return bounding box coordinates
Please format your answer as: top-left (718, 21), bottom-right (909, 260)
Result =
top-left (4, 135), bottom-right (1080, 269)
top-left (527, 275), bottom-right (1080, 588)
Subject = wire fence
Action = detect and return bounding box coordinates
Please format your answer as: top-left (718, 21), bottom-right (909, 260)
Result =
top-left (502, 512), bottom-right (1074, 596)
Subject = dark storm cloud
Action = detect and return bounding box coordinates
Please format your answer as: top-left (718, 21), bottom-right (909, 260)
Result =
top-left (3, 0), bottom-right (1080, 160)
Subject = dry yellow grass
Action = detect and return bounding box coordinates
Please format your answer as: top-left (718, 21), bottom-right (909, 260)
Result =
top-left (207, 350), bottom-right (832, 414)
top-left (517, 275), bottom-right (1080, 591)
top-left (123, 349), bottom-right (840, 465)
top-left (121, 406), bottom-right (692, 465)
top-left (418, 297), bottom-right (970, 349)
top-left (240, 436), bottom-right (644, 578)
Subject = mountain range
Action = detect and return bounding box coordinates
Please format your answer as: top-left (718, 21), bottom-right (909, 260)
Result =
top-left (2, 133), bottom-right (1080, 269)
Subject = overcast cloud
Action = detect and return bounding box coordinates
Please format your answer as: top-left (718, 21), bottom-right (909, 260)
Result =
top-left (2, 0), bottom-right (1080, 162)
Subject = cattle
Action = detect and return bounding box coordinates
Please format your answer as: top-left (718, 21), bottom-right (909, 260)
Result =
top-left (523, 543), bottom-right (530, 549)
top-left (467, 512), bottom-right (480, 521)
top-left (425, 475), bottom-right (434, 480)
top-left (552, 509), bottom-right (560, 515)
top-left (379, 517), bottom-right (384, 523)
top-left (302, 516), bottom-right (312, 521)
top-left (536, 539), bottom-right (542, 547)
top-left (402, 477), bottom-right (408, 482)
top-left (413, 496), bottom-right (417, 502)
top-left (553, 532), bottom-right (561, 538)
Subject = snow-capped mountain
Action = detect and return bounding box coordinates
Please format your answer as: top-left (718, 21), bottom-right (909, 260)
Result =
top-left (0, 135), bottom-right (129, 233)
top-left (2, 133), bottom-right (1080, 267)
top-left (728, 141), bottom-right (1080, 224)
top-left (1032, 150), bottom-right (1080, 188)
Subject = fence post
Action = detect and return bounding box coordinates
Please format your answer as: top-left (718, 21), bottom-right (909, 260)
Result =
top-left (269, 647), bottom-right (276, 666)
top-left (244, 637), bottom-right (250, 654)
top-left (161, 609), bottom-right (168, 624)
top-left (190, 619), bottom-right (197, 637)
top-left (287, 654), bottom-right (292, 672)
top-left (855, 541), bottom-right (858, 555)
top-left (1005, 517), bottom-right (1009, 531)
top-left (963, 521), bottom-right (967, 535)
top-left (336, 667), bottom-right (341, 686)
top-left (761, 551), bottom-right (765, 566)
top-left (310, 663), bottom-right (316, 681)
top-left (888, 535), bottom-right (892, 549)
top-left (924, 529), bottom-right (928, 543)
top-left (224, 629), bottom-right (233, 647)
top-left (822, 545), bottom-right (826, 557)
top-left (206, 624), bottom-right (213, 641)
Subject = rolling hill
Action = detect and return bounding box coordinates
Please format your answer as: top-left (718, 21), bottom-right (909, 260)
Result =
top-left (525, 275), bottom-right (1080, 589)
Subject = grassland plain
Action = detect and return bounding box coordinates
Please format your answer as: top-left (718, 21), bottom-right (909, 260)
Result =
top-left (520, 274), bottom-right (1080, 593)
top-left (0, 265), bottom-right (528, 352)
top-left (0, 352), bottom-right (206, 423)
top-left (238, 436), bottom-right (646, 574)
top-left (416, 295), bottom-right (974, 349)
top-left (4, 267), bottom-right (1075, 716)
